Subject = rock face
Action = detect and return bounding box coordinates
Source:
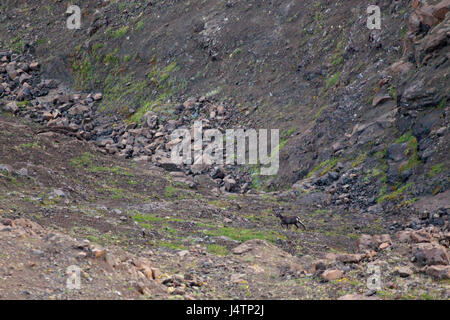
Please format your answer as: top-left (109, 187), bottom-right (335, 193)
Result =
top-left (411, 0), bottom-right (450, 28)
top-left (1, 0), bottom-right (449, 204)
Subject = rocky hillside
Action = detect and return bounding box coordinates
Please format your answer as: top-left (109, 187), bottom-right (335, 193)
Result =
top-left (0, 0), bottom-right (449, 300)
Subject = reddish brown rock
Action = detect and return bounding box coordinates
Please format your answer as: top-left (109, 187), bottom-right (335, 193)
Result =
top-left (29, 61), bottom-right (40, 70)
top-left (423, 265), bottom-right (450, 279)
top-left (397, 230), bottom-right (413, 242)
top-left (321, 269), bottom-right (343, 281)
top-left (336, 253), bottom-right (365, 263)
top-left (413, 242), bottom-right (449, 266)
top-left (412, 0), bottom-right (450, 28)
top-left (372, 234), bottom-right (392, 247)
top-left (395, 266), bottom-right (414, 278)
top-left (90, 247), bottom-right (107, 259)
top-left (411, 229), bottom-right (434, 243)
top-left (357, 234), bottom-right (374, 251)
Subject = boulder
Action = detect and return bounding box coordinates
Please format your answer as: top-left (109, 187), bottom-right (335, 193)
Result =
top-left (223, 176), bottom-right (237, 192)
top-left (397, 230), bottom-right (413, 242)
top-left (372, 93), bottom-right (393, 107)
top-left (387, 143), bottom-right (408, 162)
top-left (410, 229), bottom-right (433, 243)
top-left (321, 269), bottom-right (343, 281)
top-left (423, 265), bottom-right (450, 279)
top-left (183, 97), bottom-right (196, 110)
top-left (29, 61), bottom-right (40, 70)
top-left (2, 101), bottom-right (19, 113)
top-left (142, 112), bottom-right (159, 129)
top-left (92, 93), bottom-right (103, 101)
top-left (394, 266), bottom-right (414, 278)
top-left (335, 253), bottom-right (365, 263)
top-left (413, 242), bottom-right (449, 266)
top-left (412, 0), bottom-right (450, 28)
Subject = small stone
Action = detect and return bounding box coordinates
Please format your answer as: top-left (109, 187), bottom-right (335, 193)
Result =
top-left (177, 250), bottom-right (189, 257)
top-left (1, 218), bottom-right (13, 226)
top-left (379, 242), bottom-right (391, 250)
top-left (52, 189), bottom-right (66, 197)
top-left (410, 229), bottom-right (433, 243)
top-left (42, 112), bottom-right (54, 121)
top-left (29, 62), bottom-right (40, 70)
top-left (183, 97), bottom-right (196, 110)
top-left (91, 247), bottom-right (107, 259)
top-left (223, 176), bottom-right (236, 192)
top-left (142, 267), bottom-right (154, 280)
top-left (172, 288), bottom-right (185, 295)
top-left (19, 73), bottom-right (31, 84)
top-left (17, 168), bottom-right (28, 177)
top-left (217, 105), bottom-right (226, 115)
top-left (1, 226), bottom-right (12, 232)
top-left (31, 249), bottom-right (44, 257)
top-left (165, 138), bottom-right (182, 150)
top-left (435, 127), bottom-right (446, 136)
top-left (76, 252), bottom-right (88, 258)
top-left (230, 273), bottom-right (246, 283)
top-left (2, 101), bottom-right (18, 113)
top-left (151, 268), bottom-right (160, 279)
top-left (75, 239), bottom-right (90, 249)
top-left (365, 250), bottom-right (377, 259)
top-left (372, 93), bottom-right (393, 107)
top-left (321, 269), bottom-right (343, 281)
top-left (397, 230), bottom-right (412, 242)
top-left (394, 266), bottom-right (413, 278)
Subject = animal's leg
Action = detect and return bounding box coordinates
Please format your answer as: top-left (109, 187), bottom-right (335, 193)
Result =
top-left (296, 218), bottom-right (307, 230)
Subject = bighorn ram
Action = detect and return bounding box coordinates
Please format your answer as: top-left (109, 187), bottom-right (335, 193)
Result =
top-left (275, 209), bottom-right (306, 230)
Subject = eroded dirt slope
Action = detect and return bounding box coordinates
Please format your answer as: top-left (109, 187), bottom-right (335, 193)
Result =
top-left (0, 114), bottom-right (449, 299)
